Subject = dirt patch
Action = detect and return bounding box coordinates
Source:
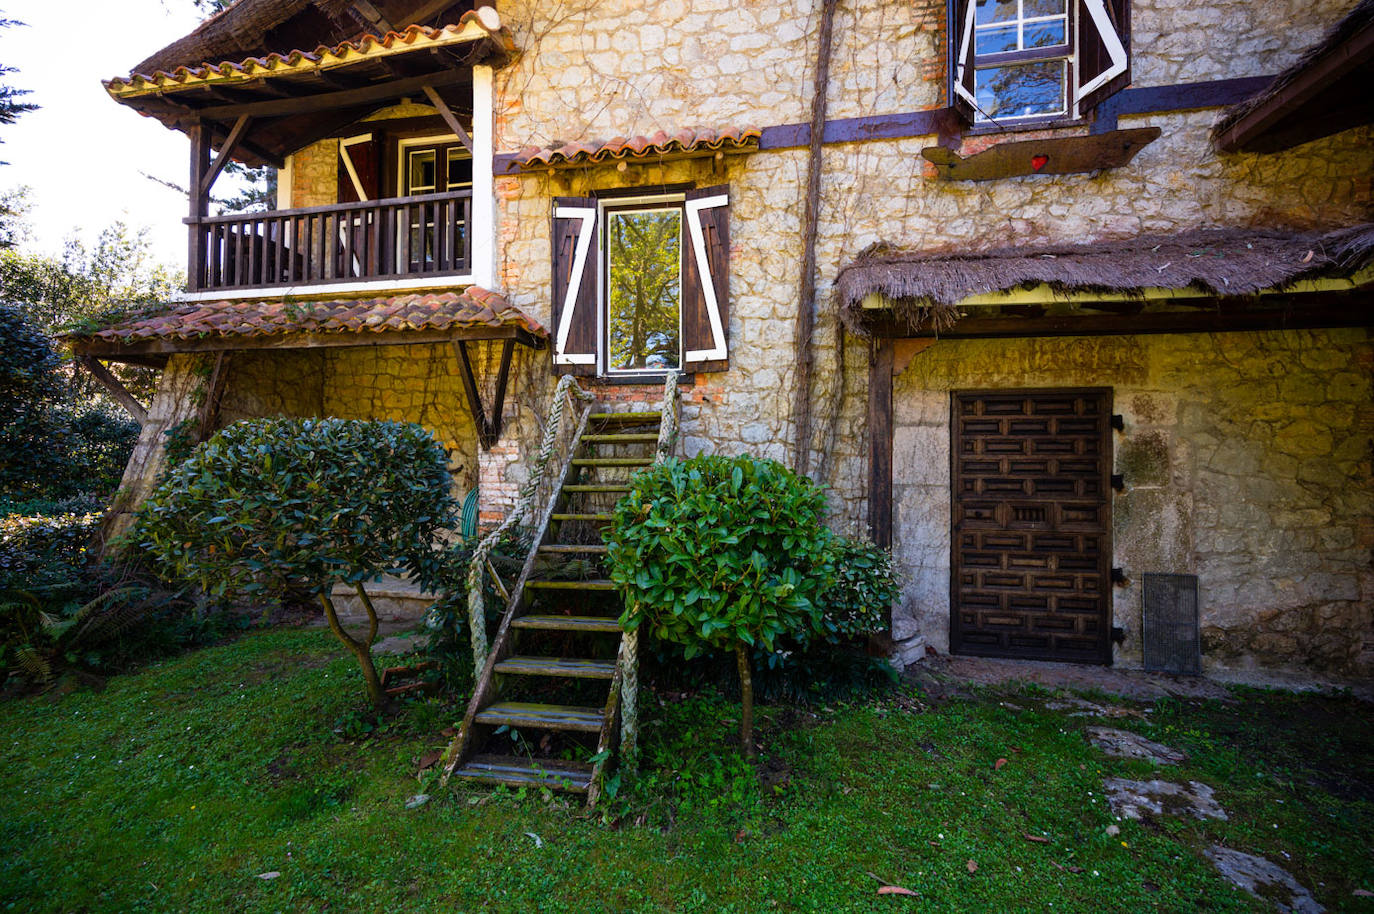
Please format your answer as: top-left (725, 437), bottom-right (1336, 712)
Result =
top-left (913, 654), bottom-right (1233, 702)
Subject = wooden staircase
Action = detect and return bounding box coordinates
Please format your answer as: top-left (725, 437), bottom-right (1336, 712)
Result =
top-left (441, 381), bottom-right (678, 804)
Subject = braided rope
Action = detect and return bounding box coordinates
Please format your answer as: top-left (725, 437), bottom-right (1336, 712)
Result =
top-left (464, 374), bottom-right (594, 670)
top-left (619, 370), bottom-right (681, 766)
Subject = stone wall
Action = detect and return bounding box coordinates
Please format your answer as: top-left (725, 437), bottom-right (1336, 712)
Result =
top-left (890, 329), bottom-right (1374, 677)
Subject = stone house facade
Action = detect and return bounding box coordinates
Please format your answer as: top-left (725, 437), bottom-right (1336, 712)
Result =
top-left (73, 0), bottom-right (1372, 679)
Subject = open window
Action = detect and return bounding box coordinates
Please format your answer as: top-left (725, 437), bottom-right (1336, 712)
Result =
top-left (951, 0), bottom-right (1129, 125)
top-left (550, 186), bottom-right (730, 378)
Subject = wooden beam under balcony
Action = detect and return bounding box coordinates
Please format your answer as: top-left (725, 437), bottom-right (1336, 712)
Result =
top-left (186, 68), bottom-right (472, 123)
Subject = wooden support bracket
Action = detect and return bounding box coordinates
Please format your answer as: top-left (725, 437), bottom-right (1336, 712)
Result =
top-left (454, 338), bottom-right (515, 450)
top-left (195, 352), bottom-right (230, 443)
top-left (200, 115), bottom-right (253, 197)
top-left (78, 356), bottom-right (149, 425)
top-left (422, 84), bottom-right (474, 153)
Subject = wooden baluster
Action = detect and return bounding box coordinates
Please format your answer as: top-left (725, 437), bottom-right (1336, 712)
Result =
top-left (248, 218), bottom-right (260, 287)
top-left (398, 203), bottom-right (412, 277)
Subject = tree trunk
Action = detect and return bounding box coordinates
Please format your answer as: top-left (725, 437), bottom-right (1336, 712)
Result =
top-left (736, 644), bottom-right (755, 760)
top-left (319, 589), bottom-right (386, 710)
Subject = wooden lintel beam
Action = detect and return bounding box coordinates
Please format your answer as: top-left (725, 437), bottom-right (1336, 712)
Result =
top-left (421, 84), bottom-right (474, 152)
top-left (79, 356), bottom-right (149, 425)
top-left (201, 115), bottom-right (253, 196)
top-left (861, 296), bottom-right (1374, 340)
top-left (192, 68), bottom-right (470, 121)
top-left (70, 325), bottom-right (543, 362)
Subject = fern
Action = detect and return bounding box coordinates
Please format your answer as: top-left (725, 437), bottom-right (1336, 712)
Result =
top-left (14, 644), bottom-right (51, 683)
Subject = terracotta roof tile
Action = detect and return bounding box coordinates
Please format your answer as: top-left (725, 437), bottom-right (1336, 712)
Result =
top-left (107, 12), bottom-right (513, 98)
top-left (513, 126), bottom-right (762, 169)
top-left (67, 289), bottom-right (546, 346)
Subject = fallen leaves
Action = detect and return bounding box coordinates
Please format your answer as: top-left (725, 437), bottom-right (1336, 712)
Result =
top-left (416, 749), bottom-right (442, 771)
top-left (1051, 861), bottom-right (1086, 874)
top-left (877, 885), bottom-right (919, 897)
top-left (966, 860), bottom-right (978, 874)
top-left (994, 758), bottom-right (1008, 770)
top-left (256, 872), bottom-right (280, 880)
top-left (1022, 834), bottom-right (1050, 844)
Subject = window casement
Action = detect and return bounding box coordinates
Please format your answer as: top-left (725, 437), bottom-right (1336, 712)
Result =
top-left (550, 186), bottom-right (730, 378)
top-left (950, 0), bottom-right (1129, 125)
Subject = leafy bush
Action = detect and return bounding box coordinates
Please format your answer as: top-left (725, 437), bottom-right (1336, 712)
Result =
top-left (0, 305), bottom-right (139, 502)
top-left (607, 454), bottom-right (834, 756)
top-left (817, 535), bottom-right (899, 640)
top-left (0, 509), bottom-right (100, 593)
top-left (0, 304), bottom-right (73, 498)
top-left (129, 417), bottom-right (457, 708)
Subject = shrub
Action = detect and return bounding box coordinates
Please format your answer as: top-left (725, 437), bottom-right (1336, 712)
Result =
top-left (0, 509), bottom-right (100, 593)
top-left (607, 454), bottom-right (834, 757)
top-left (129, 417), bottom-right (458, 708)
top-left (0, 304), bottom-right (73, 498)
top-left (818, 535), bottom-right (899, 641)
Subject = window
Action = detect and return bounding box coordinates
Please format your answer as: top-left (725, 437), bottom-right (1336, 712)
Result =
top-left (951, 0), bottom-right (1130, 125)
top-left (551, 187), bottom-right (730, 377)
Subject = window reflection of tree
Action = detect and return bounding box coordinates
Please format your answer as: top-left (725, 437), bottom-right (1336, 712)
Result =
top-left (607, 210), bottom-right (682, 372)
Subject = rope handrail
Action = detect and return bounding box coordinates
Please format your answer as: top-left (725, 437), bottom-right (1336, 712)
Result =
top-left (463, 374), bottom-right (594, 669)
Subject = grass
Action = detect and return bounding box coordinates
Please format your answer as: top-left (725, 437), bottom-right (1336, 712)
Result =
top-left (0, 627), bottom-right (1371, 913)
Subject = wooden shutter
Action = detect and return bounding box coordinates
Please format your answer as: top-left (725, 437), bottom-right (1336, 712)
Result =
top-left (1075, 0), bottom-right (1130, 112)
top-left (338, 134), bottom-right (379, 203)
top-left (551, 197), bottom-right (598, 375)
top-left (947, 0), bottom-right (978, 122)
top-left (682, 185), bottom-right (730, 373)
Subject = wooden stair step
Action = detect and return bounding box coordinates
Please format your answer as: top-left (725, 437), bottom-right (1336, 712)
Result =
top-left (551, 512), bottom-right (613, 523)
top-left (476, 701), bottom-right (604, 732)
top-left (563, 484), bottom-right (632, 494)
top-left (512, 614), bottom-right (622, 633)
top-left (581, 433), bottom-right (659, 444)
top-left (495, 656), bottom-right (616, 679)
top-left (538, 544), bottom-right (608, 554)
top-left (449, 754), bottom-right (593, 792)
top-left (589, 411), bottom-right (661, 424)
top-left (525, 578), bottom-right (616, 591)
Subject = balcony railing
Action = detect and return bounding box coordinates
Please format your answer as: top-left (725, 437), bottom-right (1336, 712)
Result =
top-left (188, 189), bottom-right (473, 293)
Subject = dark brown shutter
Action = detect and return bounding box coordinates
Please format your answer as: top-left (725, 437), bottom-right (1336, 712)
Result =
top-left (682, 185), bottom-right (730, 374)
top-left (551, 197), bottom-right (598, 375)
top-left (1075, 0), bottom-right (1130, 112)
top-left (338, 135), bottom-right (379, 203)
top-left (947, 0), bottom-right (977, 122)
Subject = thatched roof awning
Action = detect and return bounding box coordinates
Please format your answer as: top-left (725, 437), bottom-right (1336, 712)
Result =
top-left (65, 288), bottom-right (546, 363)
top-left (1213, 0), bottom-right (1374, 153)
top-left (838, 224), bottom-right (1374, 330)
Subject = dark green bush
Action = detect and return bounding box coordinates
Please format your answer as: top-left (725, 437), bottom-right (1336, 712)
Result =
top-left (0, 304), bottom-right (73, 498)
top-left (607, 454), bottom-right (834, 756)
top-left (0, 305), bottom-right (139, 502)
top-left (129, 417), bottom-right (457, 708)
top-left (817, 534), bottom-right (899, 640)
top-left (0, 509), bottom-right (100, 593)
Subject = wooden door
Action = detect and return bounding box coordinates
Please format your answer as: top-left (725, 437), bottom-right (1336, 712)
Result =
top-left (950, 388), bottom-right (1112, 664)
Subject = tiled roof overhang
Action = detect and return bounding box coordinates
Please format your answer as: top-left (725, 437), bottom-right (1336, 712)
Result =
top-left (106, 14), bottom-right (512, 99)
top-left (509, 127), bottom-right (762, 172)
top-left (65, 288), bottom-right (546, 363)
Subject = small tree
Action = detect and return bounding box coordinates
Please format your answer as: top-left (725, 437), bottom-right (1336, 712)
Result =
top-left (130, 418), bottom-right (456, 708)
top-left (606, 455), bottom-right (834, 758)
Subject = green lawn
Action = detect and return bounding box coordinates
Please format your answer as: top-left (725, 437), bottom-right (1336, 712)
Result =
top-left (1, 627), bottom-right (1370, 913)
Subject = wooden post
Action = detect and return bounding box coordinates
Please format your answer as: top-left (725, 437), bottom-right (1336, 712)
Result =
top-left (187, 122), bottom-right (212, 291)
top-left (471, 65), bottom-right (496, 288)
top-left (867, 337), bottom-right (893, 549)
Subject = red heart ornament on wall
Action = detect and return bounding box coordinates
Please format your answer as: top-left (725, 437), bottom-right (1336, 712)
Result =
top-left (1031, 154), bottom-right (1049, 172)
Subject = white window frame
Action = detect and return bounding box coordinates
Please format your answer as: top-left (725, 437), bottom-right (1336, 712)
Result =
top-left (971, 0), bottom-right (1075, 123)
top-left (597, 193), bottom-right (687, 378)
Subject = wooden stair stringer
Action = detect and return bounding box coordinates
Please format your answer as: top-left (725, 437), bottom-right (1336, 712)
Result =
top-left (440, 396), bottom-right (594, 784)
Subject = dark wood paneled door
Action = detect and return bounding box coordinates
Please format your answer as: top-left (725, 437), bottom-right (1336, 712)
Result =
top-left (950, 388), bottom-right (1112, 664)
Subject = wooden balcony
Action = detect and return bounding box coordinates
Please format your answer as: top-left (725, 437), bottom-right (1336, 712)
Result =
top-left (187, 189), bottom-right (473, 294)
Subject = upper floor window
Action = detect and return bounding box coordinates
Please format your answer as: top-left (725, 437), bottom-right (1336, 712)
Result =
top-left (551, 187), bottom-right (730, 378)
top-left (952, 0), bottom-right (1130, 125)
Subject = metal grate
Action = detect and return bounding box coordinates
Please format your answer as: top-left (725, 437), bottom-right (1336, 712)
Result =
top-left (1141, 573), bottom-right (1200, 675)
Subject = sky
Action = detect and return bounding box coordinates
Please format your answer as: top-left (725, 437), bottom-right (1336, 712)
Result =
top-left (1, 0), bottom-right (211, 265)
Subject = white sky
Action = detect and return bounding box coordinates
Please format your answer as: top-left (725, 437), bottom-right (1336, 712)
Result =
top-left (1, 0), bottom-right (209, 265)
